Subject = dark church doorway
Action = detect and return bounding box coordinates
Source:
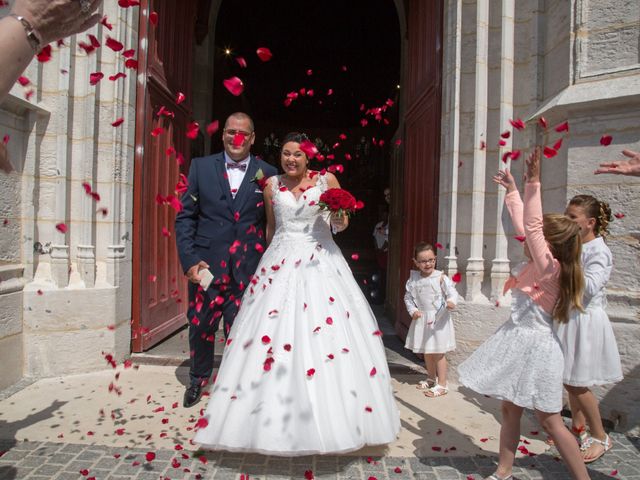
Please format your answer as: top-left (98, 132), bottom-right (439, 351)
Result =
top-left (208, 0), bottom-right (402, 306)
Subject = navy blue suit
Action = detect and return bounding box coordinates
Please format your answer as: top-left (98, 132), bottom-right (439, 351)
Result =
top-left (175, 152), bottom-right (277, 384)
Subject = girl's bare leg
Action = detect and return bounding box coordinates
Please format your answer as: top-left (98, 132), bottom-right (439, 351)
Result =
top-left (536, 410), bottom-right (590, 479)
top-left (494, 401), bottom-right (523, 478)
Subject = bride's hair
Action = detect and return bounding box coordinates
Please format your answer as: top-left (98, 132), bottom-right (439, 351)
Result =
top-left (281, 131), bottom-right (310, 148)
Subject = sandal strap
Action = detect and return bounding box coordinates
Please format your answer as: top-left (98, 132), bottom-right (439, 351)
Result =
top-left (486, 474), bottom-right (512, 480)
top-left (589, 435), bottom-right (611, 449)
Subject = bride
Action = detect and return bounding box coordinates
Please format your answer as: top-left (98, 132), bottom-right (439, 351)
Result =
top-left (194, 132), bottom-right (400, 456)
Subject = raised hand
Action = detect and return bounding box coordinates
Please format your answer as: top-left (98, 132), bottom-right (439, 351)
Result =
top-left (594, 149), bottom-right (640, 177)
top-left (524, 146), bottom-right (541, 183)
top-left (493, 169), bottom-right (516, 193)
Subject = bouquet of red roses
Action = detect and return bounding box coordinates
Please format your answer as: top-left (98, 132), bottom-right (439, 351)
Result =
top-left (318, 188), bottom-right (364, 217)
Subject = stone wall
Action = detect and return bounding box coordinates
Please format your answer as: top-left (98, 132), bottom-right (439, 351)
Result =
top-left (440, 0), bottom-right (640, 434)
top-left (0, 1), bottom-right (137, 388)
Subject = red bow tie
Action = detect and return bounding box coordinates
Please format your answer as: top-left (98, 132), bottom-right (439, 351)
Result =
top-left (226, 162), bottom-right (247, 171)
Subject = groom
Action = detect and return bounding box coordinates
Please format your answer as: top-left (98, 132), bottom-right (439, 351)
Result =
top-left (175, 112), bottom-right (277, 407)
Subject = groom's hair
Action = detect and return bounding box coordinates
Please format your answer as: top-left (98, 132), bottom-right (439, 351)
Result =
top-left (225, 112), bottom-right (254, 132)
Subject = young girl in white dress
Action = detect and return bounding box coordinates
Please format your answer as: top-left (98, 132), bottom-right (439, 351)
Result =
top-left (404, 242), bottom-right (458, 397)
top-left (558, 195), bottom-right (622, 462)
top-left (458, 149), bottom-right (590, 480)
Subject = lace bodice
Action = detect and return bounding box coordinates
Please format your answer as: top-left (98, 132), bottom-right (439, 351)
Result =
top-left (268, 174), bottom-right (332, 244)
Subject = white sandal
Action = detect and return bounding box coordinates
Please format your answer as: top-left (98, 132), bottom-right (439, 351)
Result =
top-left (485, 474), bottom-right (512, 480)
top-left (425, 383), bottom-right (448, 397)
top-left (582, 434), bottom-right (612, 463)
top-left (416, 378), bottom-right (436, 390)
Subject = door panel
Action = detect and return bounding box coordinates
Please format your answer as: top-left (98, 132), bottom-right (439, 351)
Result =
top-left (389, 0), bottom-right (443, 337)
top-left (132, 0), bottom-right (198, 351)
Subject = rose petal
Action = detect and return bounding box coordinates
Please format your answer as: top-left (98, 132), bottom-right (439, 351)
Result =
top-left (112, 117), bottom-right (125, 127)
top-left (451, 272), bottom-right (462, 283)
top-left (105, 37), bottom-right (124, 52)
top-left (614, 213), bottom-right (625, 219)
top-left (149, 11), bottom-right (158, 26)
top-left (256, 47), bottom-right (273, 62)
top-left (236, 57), bottom-right (247, 68)
top-left (600, 134), bottom-right (613, 146)
top-left (203, 120), bottom-right (219, 137)
top-left (109, 72), bottom-right (127, 81)
top-left (543, 146), bottom-right (557, 159)
top-left (89, 72), bottom-right (104, 85)
top-left (300, 139), bottom-right (318, 159)
top-left (36, 45), bottom-right (52, 62)
top-left (223, 76), bottom-right (244, 96)
top-left (555, 121), bottom-right (569, 133)
top-left (55, 222), bottom-right (68, 234)
top-left (186, 121), bottom-right (200, 139)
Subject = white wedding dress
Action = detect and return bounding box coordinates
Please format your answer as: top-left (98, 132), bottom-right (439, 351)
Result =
top-left (194, 174), bottom-right (400, 456)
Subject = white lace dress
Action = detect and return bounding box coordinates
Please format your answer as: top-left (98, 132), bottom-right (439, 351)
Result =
top-left (194, 174), bottom-right (401, 456)
top-left (457, 263), bottom-right (564, 413)
top-left (554, 237), bottom-right (623, 386)
top-left (404, 270), bottom-right (458, 354)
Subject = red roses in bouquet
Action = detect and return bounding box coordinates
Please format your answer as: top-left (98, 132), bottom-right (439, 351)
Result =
top-left (318, 188), bottom-right (364, 217)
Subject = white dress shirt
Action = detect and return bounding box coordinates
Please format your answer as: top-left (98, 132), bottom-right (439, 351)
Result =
top-left (224, 153), bottom-right (250, 198)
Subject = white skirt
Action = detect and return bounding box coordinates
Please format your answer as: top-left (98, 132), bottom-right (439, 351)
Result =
top-left (555, 303), bottom-right (623, 387)
top-left (458, 291), bottom-right (564, 413)
top-left (404, 310), bottom-right (456, 354)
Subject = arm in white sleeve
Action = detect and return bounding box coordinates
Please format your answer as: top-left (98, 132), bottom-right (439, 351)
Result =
top-left (442, 274), bottom-right (459, 305)
top-left (582, 249), bottom-right (612, 303)
top-left (404, 278), bottom-right (419, 316)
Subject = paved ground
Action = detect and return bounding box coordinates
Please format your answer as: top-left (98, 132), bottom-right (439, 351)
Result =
top-left (1, 309), bottom-right (638, 479)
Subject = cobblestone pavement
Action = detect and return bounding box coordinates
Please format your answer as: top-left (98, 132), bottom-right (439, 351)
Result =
top-left (0, 433), bottom-right (638, 480)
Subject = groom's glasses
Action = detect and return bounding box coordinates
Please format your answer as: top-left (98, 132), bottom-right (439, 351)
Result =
top-left (225, 129), bottom-right (253, 137)
top-left (416, 259), bottom-right (436, 264)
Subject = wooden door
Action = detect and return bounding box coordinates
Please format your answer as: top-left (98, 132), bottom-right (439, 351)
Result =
top-left (388, 0), bottom-right (444, 337)
top-left (132, 0), bottom-right (198, 351)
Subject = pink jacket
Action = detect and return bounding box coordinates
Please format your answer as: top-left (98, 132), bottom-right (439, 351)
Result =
top-left (503, 182), bottom-right (560, 316)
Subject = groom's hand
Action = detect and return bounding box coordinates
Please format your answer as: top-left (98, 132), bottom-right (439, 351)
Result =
top-left (187, 261), bottom-right (210, 284)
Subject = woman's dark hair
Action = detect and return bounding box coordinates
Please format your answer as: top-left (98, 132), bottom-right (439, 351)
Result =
top-left (281, 132), bottom-right (310, 149)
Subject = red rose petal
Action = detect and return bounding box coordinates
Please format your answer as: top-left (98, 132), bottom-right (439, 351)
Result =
top-left (600, 134), bottom-right (613, 146)
top-left (109, 72), bottom-right (127, 81)
top-left (370, 367), bottom-right (377, 377)
top-left (37, 45), bottom-right (52, 62)
top-left (304, 470), bottom-right (314, 480)
top-left (351, 253), bottom-right (359, 260)
top-left (112, 117), bottom-right (125, 127)
top-left (543, 146), bottom-right (557, 159)
top-left (553, 138), bottom-right (563, 150)
top-left (223, 76), bottom-right (244, 96)
top-left (149, 11), bottom-right (158, 26)
top-left (105, 37), bottom-right (124, 52)
top-left (122, 49), bottom-right (135, 58)
top-left (306, 368), bottom-right (316, 378)
top-left (555, 121), bottom-right (569, 133)
top-left (236, 57), bottom-right (247, 68)
top-left (145, 452), bottom-right (156, 462)
top-left (55, 222), bottom-right (68, 234)
top-left (509, 118), bottom-right (526, 130)
top-left (206, 120), bottom-right (219, 136)
top-left (256, 47), bottom-right (273, 62)
top-left (451, 272), bottom-right (462, 283)
top-left (89, 72), bottom-right (104, 85)
top-left (100, 16), bottom-right (113, 30)
top-left (514, 235), bottom-right (526, 242)
top-left (161, 226), bottom-right (171, 237)
top-left (614, 213), bottom-right (625, 219)
top-left (186, 121), bottom-right (200, 139)
top-left (124, 58), bottom-right (138, 70)
top-left (232, 133), bottom-right (246, 147)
